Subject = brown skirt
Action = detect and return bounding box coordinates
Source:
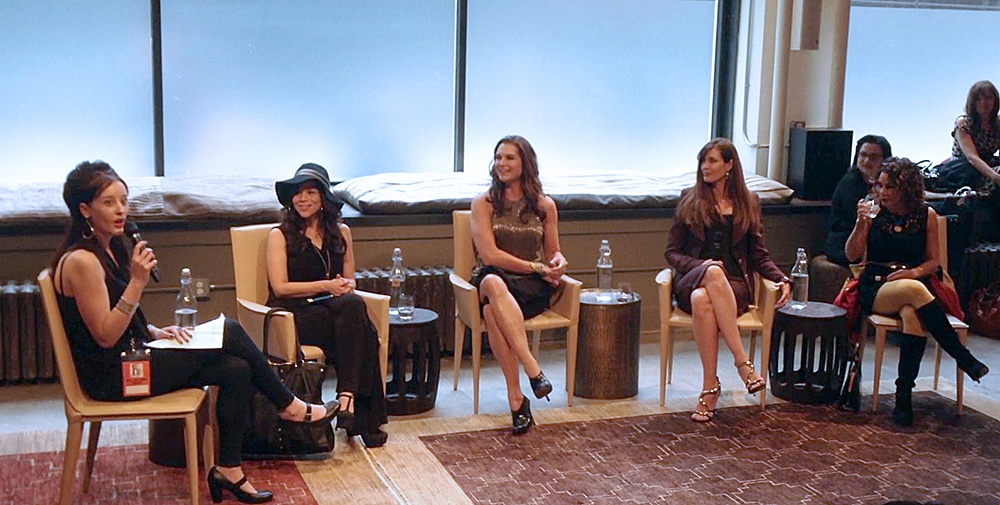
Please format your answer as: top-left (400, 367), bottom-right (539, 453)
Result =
top-left (673, 262), bottom-right (751, 316)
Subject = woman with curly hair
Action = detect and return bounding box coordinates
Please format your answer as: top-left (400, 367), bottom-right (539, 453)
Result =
top-left (470, 135), bottom-right (568, 435)
top-left (665, 138), bottom-right (791, 422)
top-left (846, 157), bottom-right (989, 425)
top-left (267, 163), bottom-right (388, 447)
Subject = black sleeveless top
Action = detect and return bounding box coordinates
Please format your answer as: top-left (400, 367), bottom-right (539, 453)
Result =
top-left (700, 215), bottom-right (743, 279)
top-left (267, 228), bottom-right (345, 308)
top-left (56, 242), bottom-right (152, 400)
top-left (867, 204), bottom-right (927, 268)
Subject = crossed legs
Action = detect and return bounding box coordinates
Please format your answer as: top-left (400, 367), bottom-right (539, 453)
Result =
top-left (479, 274), bottom-right (543, 411)
top-left (689, 266), bottom-right (762, 418)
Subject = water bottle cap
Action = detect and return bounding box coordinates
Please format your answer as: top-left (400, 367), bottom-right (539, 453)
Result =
top-left (181, 267), bottom-right (191, 275)
top-left (393, 247), bottom-right (401, 255)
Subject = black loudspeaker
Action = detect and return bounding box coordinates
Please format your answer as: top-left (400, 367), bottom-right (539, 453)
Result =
top-left (788, 128), bottom-right (853, 201)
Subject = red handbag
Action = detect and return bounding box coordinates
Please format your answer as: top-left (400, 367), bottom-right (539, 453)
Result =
top-left (968, 281), bottom-right (1000, 339)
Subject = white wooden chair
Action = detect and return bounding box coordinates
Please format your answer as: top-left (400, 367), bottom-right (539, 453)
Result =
top-left (656, 267), bottom-right (780, 410)
top-left (449, 210), bottom-right (582, 413)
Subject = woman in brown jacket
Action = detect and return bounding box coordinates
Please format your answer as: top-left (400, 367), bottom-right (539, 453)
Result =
top-left (665, 138), bottom-right (791, 422)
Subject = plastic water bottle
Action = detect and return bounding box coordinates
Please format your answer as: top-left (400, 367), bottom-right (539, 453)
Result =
top-left (597, 239), bottom-right (613, 301)
top-left (791, 248), bottom-right (809, 307)
top-left (389, 247), bottom-right (406, 315)
top-left (174, 268), bottom-right (198, 329)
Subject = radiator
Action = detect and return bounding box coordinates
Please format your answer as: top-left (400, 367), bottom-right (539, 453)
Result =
top-left (355, 266), bottom-right (456, 354)
top-left (957, 242), bottom-right (1000, 311)
top-left (0, 281), bottom-right (56, 384)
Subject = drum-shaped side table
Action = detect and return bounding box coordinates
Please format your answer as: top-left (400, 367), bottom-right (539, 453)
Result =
top-left (386, 308), bottom-right (440, 415)
top-left (574, 289), bottom-right (641, 400)
top-left (769, 301), bottom-right (849, 404)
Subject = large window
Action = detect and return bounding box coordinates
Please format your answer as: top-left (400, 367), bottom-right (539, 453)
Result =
top-left (0, 2), bottom-right (153, 182)
top-left (844, 4), bottom-right (1000, 164)
top-left (465, 0), bottom-right (715, 177)
top-left (161, 1), bottom-right (455, 180)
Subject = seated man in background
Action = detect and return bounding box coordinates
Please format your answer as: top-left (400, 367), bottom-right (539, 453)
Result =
top-left (825, 134), bottom-right (892, 266)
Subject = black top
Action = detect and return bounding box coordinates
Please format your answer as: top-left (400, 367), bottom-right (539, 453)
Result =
top-left (700, 215), bottom-right (743, 279)
top-left (267, 228), bottom-right (345, 308)
top-left (56, 242), bottom-right (153, 400)
top-left (867, 204), bottom-right (927, 267)
top-left (826, 169), bottom-right (869, 266)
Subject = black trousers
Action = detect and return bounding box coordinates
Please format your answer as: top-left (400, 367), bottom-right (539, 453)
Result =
top-left (151, 318), bottom-right (295, 467)
top-left (288, 293), bottom-right (388, 434)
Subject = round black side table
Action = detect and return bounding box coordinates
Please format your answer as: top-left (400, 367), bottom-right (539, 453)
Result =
top-left (768, 301), bottom-right (849, 404)
top-left (574, 288), bottom-right (642, 400)
top-left (386, 308), bottom-right (440, 415)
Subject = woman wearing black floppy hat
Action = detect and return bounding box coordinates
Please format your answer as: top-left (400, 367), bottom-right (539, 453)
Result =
top-left (267, 163), bottom-right (388, 448)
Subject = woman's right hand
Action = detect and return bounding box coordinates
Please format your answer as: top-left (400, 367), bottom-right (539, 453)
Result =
top-left (129, 240), bottom-right (157, 286)
top-left (855, 199), bottom-right (873, 223)
top-left (325, 276), bottom-right (354, 297)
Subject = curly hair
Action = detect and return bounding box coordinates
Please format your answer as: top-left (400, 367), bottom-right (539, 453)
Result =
top-left (487, 135), bottom-right (546, 223)
top-left (277, 180), bottom-right (346, 255)
top-left (676, 138), bottom-right (762, 240)
top-left (877, 157), bottom-right (924, 214)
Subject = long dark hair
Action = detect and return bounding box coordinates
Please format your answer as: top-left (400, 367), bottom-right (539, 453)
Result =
top-left (50, 161), bottom-right (129, 271)
top-left (965, 80), bottom-right (1000, 132)
top-left (676, 138), bottom-right (761, 239)
top-left (277, 180), bottom-right (346, 254)
top-left (877, 157), bottom-right (925, 214)
top-left (487, 135), bottom-right (547, 223)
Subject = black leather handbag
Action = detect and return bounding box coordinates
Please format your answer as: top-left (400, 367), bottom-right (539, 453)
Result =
top-left (243, 308), bottom-right (334, 459)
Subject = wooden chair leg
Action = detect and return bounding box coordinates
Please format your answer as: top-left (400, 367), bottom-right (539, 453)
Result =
top-left (666, 328), bottom-right (675, 385)
top-left (872, 326), bottom-right (888, 412)
top-left (566, 324), bottom-right (579, 407)
top-left (60, 421), bottom-right (84, 505)
top-left (184, 414), bottom-right (200, 505)
top-left (957, 328), bottom-right (967, 415)
top-left (758, 330), bottom-right (770, 411)
top-left (472, 329), bottom-right (482, 414)
top-left (531, 330), bottom-right (541, 360)
top-left (453, 317), bottom-right (465, 391)
top-left (659, 325), bottom-right (669, 407)
top-left (82, 421), bottom-right (101, 493)
top-left (933, 341), bottom-right (942, 391)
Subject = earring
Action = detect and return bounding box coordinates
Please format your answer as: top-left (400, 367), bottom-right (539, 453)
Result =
top-left (82, 220), bottom-right (95, 239)
top-left (725, 171), bottom-right (731, 179)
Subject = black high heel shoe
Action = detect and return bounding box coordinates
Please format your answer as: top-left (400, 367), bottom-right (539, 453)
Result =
top-left (529, 371), bottom-right (552, 401)
top-left (282, 401), bottom-right (339, 426)
top-left (511, 397), bottom-right (534, 436)
top-left (336, 392), bottom-right (355, 431)
top-left (969, 362), bottom-right (990, 383)
top-left (207, 467), bottom-right (273, 504)
top-left (348, 426), bottom-right (389, 448)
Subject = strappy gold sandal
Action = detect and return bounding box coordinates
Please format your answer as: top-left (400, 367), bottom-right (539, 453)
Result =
top-left (737, 360), bottom-right (766, 394)
top-left (691, 379), bottom-right (721, 422)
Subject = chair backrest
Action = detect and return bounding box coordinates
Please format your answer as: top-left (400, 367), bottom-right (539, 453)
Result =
top-left (936, 214), bottom-right (948, 271)
top-left (453, 210), bottom-right (476, 280)
top-left (230, 223), bottom-right (279, 304)
top-left (37, 269), bottom-right (89, 415)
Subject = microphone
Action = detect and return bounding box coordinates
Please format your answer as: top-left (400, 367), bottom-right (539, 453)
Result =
top-left (125, 221), bottom-right (160, 283)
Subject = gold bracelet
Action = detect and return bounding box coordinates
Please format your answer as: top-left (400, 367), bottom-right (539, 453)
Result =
top-left (115, 298), bottom-right (138, 316)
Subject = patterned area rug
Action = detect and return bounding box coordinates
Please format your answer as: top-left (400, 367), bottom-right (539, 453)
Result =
top-left (422, 392), bottom-right (1000, 505)
top-left (0, 444), bottom-right (316, 504)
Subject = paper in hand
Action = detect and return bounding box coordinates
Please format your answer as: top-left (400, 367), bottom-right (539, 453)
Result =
top-left (145, 314), bottom-right (226, 350)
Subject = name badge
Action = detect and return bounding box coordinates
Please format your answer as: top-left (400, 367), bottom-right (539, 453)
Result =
top-left (121, 349), bottom-right (152, 398)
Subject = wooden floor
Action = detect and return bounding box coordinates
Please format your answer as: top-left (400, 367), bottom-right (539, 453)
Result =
top-left (2, 334), bottom-right (1000, 504)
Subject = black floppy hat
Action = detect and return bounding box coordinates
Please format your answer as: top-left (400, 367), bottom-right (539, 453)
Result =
top-left (275, 163), bottom-right (344, 210)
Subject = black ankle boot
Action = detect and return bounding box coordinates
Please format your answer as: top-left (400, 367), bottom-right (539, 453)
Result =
top-left (529, 371), bottom-right (552, 400)
top-left (511, 397), bottom-right (533, 435)
top-left (916, 302), bottom-right (989, 381)
top-left (892, 381), bottom-right (914, 426)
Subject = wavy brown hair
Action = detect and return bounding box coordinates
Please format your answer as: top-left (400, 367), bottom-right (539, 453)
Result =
top-left (877, 157), bottom-right (925, 214)
top-left (50, 161), bottom-right (129, 271)
top-left (487, 135), bottom-right (546, 223)
top-left (965, 80), bottom-right (1000, 132)
top-left (277, 180), bottom-right (346, 255)
top-left (676, 138), bottom-right (762, 239)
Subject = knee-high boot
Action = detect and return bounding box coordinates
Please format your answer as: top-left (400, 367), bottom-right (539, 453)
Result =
top-left (915, 301), bottom-right (989, 381)
top-left (894, 333), bottom-right (926, 426)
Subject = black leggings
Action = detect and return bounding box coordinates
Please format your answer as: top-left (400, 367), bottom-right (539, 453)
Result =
top-left (151, 318), bottom-right (295, 467)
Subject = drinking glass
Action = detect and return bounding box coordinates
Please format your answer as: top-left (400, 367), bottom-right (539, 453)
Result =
top-left (864, 193), bottom-right (880, 219)
top-left (616, 282), bottom-right (633, 303)
top-left (398, 294), bottom-right (415, 320)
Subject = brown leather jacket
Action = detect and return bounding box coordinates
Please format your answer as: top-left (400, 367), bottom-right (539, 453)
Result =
top-left (664, 193), bottom-right (787, 298)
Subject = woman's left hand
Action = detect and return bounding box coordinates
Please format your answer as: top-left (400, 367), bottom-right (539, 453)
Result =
top-left (154, 325), bottom-right (191, 344)
top-left (775, 281), bottom-right (792, 308)
top-left (329, 275), bottom-right (355, 296)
